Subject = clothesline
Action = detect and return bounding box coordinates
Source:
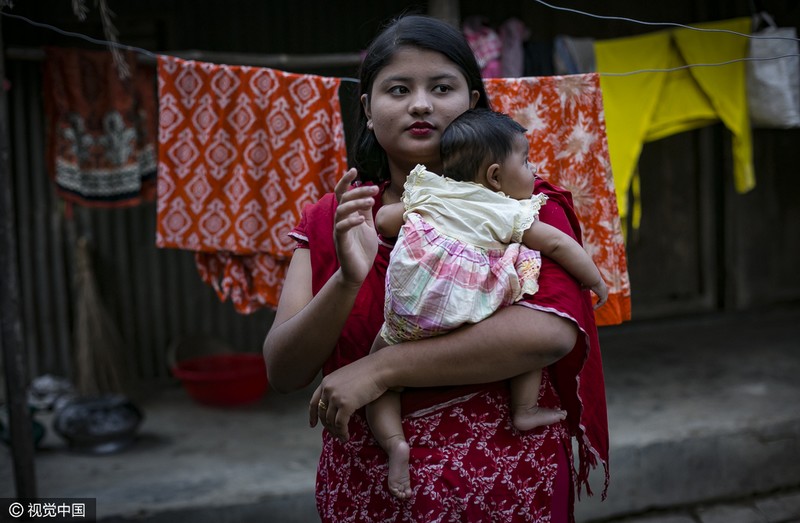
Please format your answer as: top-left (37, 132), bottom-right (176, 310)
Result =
top-left (2, 10), bottom-right (799, 80)
top-left (532, 0), bottom-right (800, 42)
top-left (8, 45), bottom-right (800, 80)
top-left (4, 46), bottom-right (364, 71)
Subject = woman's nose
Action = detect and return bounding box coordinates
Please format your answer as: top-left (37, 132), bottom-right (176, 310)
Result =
top-left (409, 93), bottom-right (433, 114)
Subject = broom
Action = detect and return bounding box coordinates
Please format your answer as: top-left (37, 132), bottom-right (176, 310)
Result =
top-left (72, 236), bottom-right (129, 397)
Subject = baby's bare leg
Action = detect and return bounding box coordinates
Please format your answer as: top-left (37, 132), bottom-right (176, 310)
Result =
top-left (367, 390), bottom-right (411, 499)
top-left (367, 328), bottom-right (411, 499)
top-left (509, 368), bottom-right (567, 432)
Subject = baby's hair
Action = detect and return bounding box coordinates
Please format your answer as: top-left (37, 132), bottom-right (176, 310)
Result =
top-left (441, 108), bottom-right (527, 183)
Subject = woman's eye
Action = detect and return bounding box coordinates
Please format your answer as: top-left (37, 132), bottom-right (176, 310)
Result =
top-left (388, 85), bottom-right (409, 95)
top-left (433, 84), bottom-right (452, 93)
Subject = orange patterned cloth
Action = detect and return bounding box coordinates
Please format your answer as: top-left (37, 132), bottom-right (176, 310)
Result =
top-left (486, 74), bottom-right (631, 325)
top-left (156, 56), bottom-right (347, 313)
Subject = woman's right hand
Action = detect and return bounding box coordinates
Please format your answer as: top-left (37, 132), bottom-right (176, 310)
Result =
top-left (308, 354), bottom-right (388, 442)
top-left (333, 168), bottom-right (380, 287)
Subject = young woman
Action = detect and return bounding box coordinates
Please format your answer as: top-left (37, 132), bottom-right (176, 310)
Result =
top-left (263, 14), bottom-right (608, 522)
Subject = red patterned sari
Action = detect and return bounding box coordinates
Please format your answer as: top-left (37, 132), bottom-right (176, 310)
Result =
top-left (290, 179), bottom-right (607, 522)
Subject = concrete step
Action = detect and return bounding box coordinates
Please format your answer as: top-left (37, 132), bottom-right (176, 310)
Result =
top-left (594, 487), bottom-right (800, 523)
top-left (577, 305), bottom-right (800, 521)
top-left (2, 305), bottom-right (799, 522)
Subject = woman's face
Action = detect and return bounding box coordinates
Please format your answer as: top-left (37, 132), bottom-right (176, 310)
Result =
top-left (362, 47), bottom-right (480, 179)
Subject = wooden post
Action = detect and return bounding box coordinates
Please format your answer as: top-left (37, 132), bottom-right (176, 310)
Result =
top-left (0, 13), bottom-right (38, 498)
top-left (428, 0), bottom-right (461, 28)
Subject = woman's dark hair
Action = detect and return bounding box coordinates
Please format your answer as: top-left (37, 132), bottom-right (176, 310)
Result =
top-left (351, 14), bottom-right (491, 184)
top-left (441, 108), bottom-right (527, 182)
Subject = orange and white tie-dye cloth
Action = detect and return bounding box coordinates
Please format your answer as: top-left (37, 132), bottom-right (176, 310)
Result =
top-left (485, 73), bottom-right (631, 325)
top-left (156, 55), bottom-right (347, 313)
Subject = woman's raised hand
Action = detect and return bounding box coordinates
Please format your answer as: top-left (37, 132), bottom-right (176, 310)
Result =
top-left (333, 168), bottom-right (380, 287)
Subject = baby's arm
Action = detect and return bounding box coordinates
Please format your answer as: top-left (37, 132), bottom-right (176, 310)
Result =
top-left (522, 221), bottom-right (608, 308)
top-left (375, 202), bottom-right (405, 238)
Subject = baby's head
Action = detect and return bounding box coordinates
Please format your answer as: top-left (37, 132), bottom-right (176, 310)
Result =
top-left (441, 109), bottom-right (535, 200)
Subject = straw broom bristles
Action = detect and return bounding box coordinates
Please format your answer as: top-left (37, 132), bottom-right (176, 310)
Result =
top-left (73, 236), bottom-right (128, 397)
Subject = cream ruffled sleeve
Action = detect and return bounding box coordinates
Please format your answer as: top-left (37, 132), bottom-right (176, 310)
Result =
top-left (510, 193), bottom-right (548, 243)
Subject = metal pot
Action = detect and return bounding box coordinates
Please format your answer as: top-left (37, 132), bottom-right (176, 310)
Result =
top-left (53, 394), bottom-right (143, 454)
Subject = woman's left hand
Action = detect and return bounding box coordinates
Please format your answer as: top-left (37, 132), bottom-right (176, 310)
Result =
top-left (309, 356), bottom-right (387, 442)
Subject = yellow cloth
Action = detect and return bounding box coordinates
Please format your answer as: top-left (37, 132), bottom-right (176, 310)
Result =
top-left (595, 17), bottom-right (753, 226)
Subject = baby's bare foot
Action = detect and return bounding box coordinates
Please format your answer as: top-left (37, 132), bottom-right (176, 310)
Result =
top-left (512, 405), bottom-right (567, 432)
top-left (386, 437), bottom-right (412, 499)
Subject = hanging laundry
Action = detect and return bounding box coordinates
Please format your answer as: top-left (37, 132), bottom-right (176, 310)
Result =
top-left (486, 74), bottom-right (631, 326)
top-left (156, 55), bottom-right (348, 313)
top-left (595, 17), bottom-right (753, 226)
top-left (463, 16), bottom-right (503, 78)
top-left (499, 17), bottom-right (530, 78)
top-left (553, 35), bottom-right (596, 75)
top-left (43, 47), bottom-right (157, 208)
top-left (747, 12), bottom-right (800, 128)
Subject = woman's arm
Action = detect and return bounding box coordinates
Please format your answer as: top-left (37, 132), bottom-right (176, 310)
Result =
top-left (522, 220), bottom-right (608, 308)
top-left (263, 169), bottom-right (380, 393)
top-left (312, 303), bottom-right (577, 440)
top-left (263, 251), bottom-right (360, 392)
top-left (375, 201), bottom-right (405, 238)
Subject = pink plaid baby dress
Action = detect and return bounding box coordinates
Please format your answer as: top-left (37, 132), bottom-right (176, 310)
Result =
top-left (380, 165), bottom-right (547, 344)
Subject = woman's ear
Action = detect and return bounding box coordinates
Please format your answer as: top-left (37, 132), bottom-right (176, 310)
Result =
top-left (361, 94), bottom-right (374, 130)
top-left (469, 90), bottom-right (480, 109)
top-left (485, 163), bottom-right (502, 191)
top-left (360, 94), bottom-right (371, 119)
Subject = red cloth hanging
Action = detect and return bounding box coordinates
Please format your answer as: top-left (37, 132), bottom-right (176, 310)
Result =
top-left (43, 47), bottom-right (157, 208)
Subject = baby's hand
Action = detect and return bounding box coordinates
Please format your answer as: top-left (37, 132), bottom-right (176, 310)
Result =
top-left (591, 279), bottom-right (608, 310)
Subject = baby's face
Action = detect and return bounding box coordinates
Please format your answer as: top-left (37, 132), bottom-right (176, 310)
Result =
top-left (499, 135), bottom-right (536, 200)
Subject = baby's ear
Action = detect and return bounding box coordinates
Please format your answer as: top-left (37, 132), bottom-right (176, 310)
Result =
top-left (485, 163), bottom-right (502, 191)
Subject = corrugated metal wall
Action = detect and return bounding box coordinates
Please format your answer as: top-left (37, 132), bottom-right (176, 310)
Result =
top-left (0, 0), bottom-right (418, 386)
top-left (8, 59), bottom-right (274, 384)
top-left (5, 0), bottom-right (799, 384)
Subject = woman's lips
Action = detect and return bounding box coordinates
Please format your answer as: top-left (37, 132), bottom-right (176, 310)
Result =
top-left (408, 122), bottom-right (434, 137)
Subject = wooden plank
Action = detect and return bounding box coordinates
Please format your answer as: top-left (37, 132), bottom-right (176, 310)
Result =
top-left (26, 63), bottom-right (58, 372)
top-left (0, 19), bottom-right (38, 499)
top-left (143, 205), bottom-right (168, 379)
top-left (112, 208), bottom-right (139, 382)
top-left (128, 204), bottom-right (154, 378)
top-left (10, 61), bottom-right (40, 378)
top-left (29, 63), bottom-right (73, 375)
